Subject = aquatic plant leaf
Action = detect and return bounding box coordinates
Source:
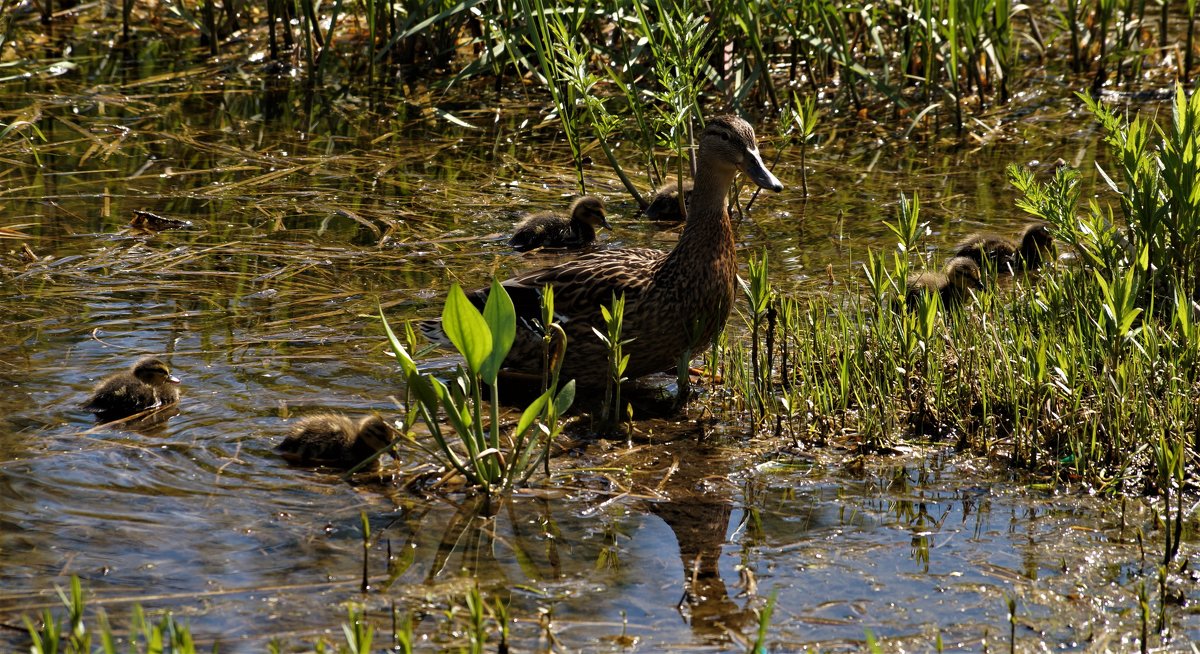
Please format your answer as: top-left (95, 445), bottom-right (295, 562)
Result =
top-left (514, 391), bottom-right (551, 440)
top-left (481, 278), bottom-right (516, 382)
top-left (554, 380), bottom-right (576, 415)
top-left (379, 308), bottom-right (419, 378)
top-left (443, 284), bottom-right (491, 375)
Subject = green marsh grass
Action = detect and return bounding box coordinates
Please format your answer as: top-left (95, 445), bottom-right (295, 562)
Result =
top-left (24, 576), bottom-right (201, 654)
top-left (713, 85), bottom-right (1200, 500)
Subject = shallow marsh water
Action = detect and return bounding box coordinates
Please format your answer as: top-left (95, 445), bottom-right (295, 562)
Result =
top-left (1, 66), bottom-right (1199, 651)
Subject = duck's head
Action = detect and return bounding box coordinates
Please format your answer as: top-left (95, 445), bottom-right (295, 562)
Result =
top-left (571, 196), bottom-right (610, 230)
top-left (700, 116), bottom-right (784, 193)
top-left (356, 415), bottom-right (396, 453)
top-left (131, 357), bottom-right (181, 386)
top-left (944, 257), bottom-right (984, 293)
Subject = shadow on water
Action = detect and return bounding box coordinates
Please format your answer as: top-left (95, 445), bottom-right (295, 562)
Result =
top-left (1, 37), bottom-right (1199, 652)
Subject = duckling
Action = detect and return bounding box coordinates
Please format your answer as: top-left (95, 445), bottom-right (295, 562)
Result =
top-left (82, 357), bottom-right (181, 419)
top-left (276, 414), bottom-right (394, 470)
top-left (953, 222), bottom-right (1054, 274)
top-left (509, 196), bottom-right (609, 252)
top-left (642, 181), bottom-right (693, 222)
top-left (905, 257), bottom-right (984, 309)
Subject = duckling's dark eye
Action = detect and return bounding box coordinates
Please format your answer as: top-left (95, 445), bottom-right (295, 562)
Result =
top-left (718, 131), bottom-right (730, 141)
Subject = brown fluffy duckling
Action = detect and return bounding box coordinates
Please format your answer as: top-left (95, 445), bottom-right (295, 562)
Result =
top-left (510, 196), bottom-right (609, 252)
top-left (82, 357), bottom-right (181, 419)
top-left (276, 414), bottom-right (394, 470)
top-left (905, 257), bottom-right (984, 309)
top-left (953, 222), bottom-right (1054, 274)
top-left (642, 181), bottom-right (693, 222)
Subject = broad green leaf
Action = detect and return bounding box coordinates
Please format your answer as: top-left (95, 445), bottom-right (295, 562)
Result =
top-left (481, 278), bottom-right (516, 381)
top-left (554, 380), bottom-right (576, 415)
top-left (442, 284), bottom-right (491, 374)
top-left (515, 391), bottom-right (551, 438)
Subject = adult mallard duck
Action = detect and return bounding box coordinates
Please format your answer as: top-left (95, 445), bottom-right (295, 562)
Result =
top-left (276, 414), bottom-right (394, 470)
top-left (642, 180), bottom-right (693, 222)
top-left (905, 256), bottom-right (984, 309)
top-left (82, 357), bottom-right (181, 419)
top-left (952, 222), bottom-right (1054, 274)
top-left (424, 115), bottom-right (783, 387)
top-left (510, 196), bottom-right (609, 252)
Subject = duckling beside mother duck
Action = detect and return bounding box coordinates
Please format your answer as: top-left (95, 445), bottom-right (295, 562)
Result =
top-left (510, 196), bottom-right (609, 252)
top-left (642, 181), bottom-right (693, 222)
top-left (425, 115), bottom-right (783, 388)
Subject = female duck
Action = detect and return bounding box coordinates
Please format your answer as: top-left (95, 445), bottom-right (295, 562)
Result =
top-left (277, 414), bottom-right (394, 471)
top-left (905, 257), bottom-right (984, 309)
top-left (953, 222), bottom-right (1054, 274)
top-left (510, 196), bottom-right (609, 252)
top-left (642, 181), bottom-right (693, 222)
top-left (425, 115), bottom-right (783, 387)
top-left (83, 357), bottom-right (181, 420)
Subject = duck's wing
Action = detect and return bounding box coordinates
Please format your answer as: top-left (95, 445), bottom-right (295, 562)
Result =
top-left (478, 248), bottom-right (665, 328)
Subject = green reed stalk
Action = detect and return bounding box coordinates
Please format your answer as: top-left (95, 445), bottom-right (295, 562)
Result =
top-left (744, 251), bottom-right (773, 424)
top-left (597, 292), bottom-right (630, 434)
top-left (1187, 0), bottom-right (1197, 79)
top-left (549, 15), bottom-right (644, 205)
top-left (519, 0), bottom-right (585, 192)
top-left (787, 92), bottom-right (819, 198)
top-left (342, 605), bottom-right (374, 654)
top-left (466, 585), bottom-right (486, 654)
top-left (1093, 0), bottom-right (1116, 91)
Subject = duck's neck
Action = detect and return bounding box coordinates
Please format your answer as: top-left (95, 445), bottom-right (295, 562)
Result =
top-left (661, 165), bottom-right (736, 271)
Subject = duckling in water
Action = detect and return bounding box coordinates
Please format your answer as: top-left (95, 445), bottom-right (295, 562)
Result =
top-left (82, 357), bottom-right (181, 420)
top-left (276, 414), bottom-right (394, 470)
top-left (905, 257), bottom-right (984, 309)
top-left (510, 196), bottom-right (609, 252)
top-left (953, 222), bottom-right (1054, 274)
top-left (642, 181), bottom-right (693, 222)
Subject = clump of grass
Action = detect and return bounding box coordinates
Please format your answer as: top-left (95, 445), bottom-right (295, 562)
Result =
top-left (718, 85), bottom-right (1200, 499)
top-left (24, 576), bottom-right (200, 654)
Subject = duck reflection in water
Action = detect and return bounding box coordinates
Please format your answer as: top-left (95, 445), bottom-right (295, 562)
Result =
top-left (644, 442), bottom-right (756, 636)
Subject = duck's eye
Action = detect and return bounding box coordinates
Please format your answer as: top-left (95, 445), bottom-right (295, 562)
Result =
top-left (718, 131), bottom-right (730, 141)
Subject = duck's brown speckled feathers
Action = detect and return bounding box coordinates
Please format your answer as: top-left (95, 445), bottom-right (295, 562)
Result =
top-left (953, 222), bottom-right (1053, 273)
top-left (643, 181), bottom-right (693, 222)
top-left (510, 196), bottom-right (609, 252)
top-left (276, 414), bottom-right (393, 470)
top-left (905, 257), bottom-right (984, 309)
top-left (427, 115), bottom-right (783, 388)
top-left (82, 357), bottom-right (181, 420)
